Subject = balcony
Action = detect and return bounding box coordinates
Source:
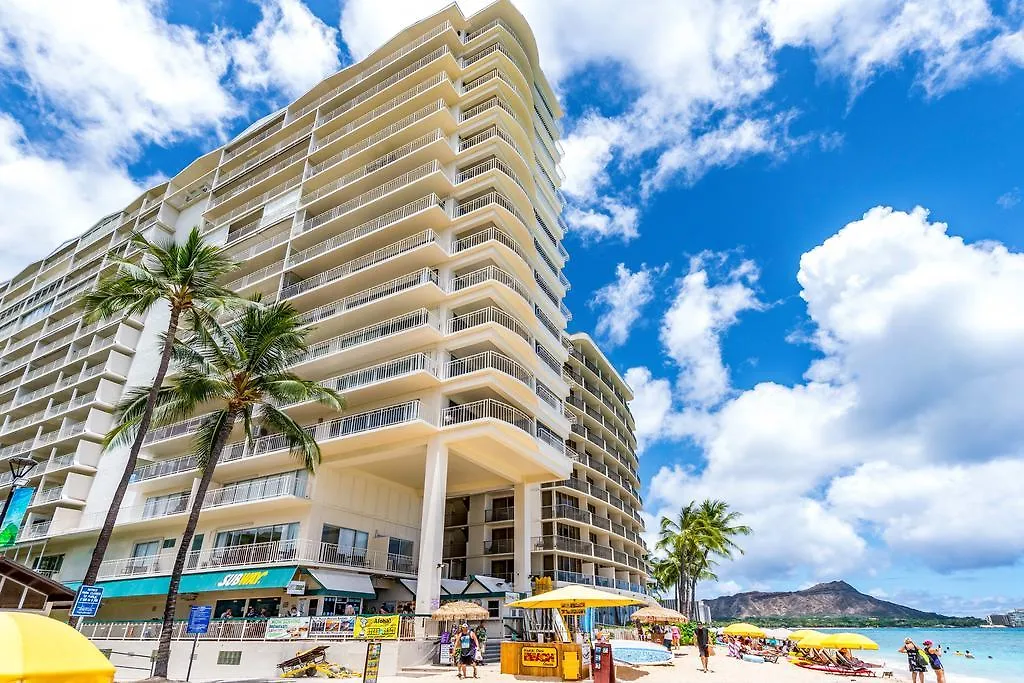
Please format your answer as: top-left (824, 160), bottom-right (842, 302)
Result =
top-left (96, 539), bottom-right (417, 581)
top-left (484, 538), bottom-right (514, 554)
top-left (295, 268), bottom-right (440, 329)
top-left (484, 507), bottom-right (514, 523)
top-left (446, 306), bottom-right (531, 344)
top-left (203, 471), bottom-right (308, 509)
top-left (445, 349), bottom-right (532, 386)
top-left (533, 535), bottom-right (593, 555)
top-left (442, 398), bottom-right (531, 434)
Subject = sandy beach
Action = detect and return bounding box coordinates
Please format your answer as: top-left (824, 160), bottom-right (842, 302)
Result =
top-left (381, 646), bottom-right (911, 683)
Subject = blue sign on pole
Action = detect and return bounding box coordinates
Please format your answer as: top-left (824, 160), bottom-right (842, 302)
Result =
top-left (187, 605), bottom-right (212, 634)
top-left (70, 585), bottom-right (104, 618)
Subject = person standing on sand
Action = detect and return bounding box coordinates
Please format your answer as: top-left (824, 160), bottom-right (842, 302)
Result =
top-left (695, 624), bottom-right (711, 673)
top-left (899, 637), bottom-right (928, 683)
top-left (923, 640), bottom-right (945, 683)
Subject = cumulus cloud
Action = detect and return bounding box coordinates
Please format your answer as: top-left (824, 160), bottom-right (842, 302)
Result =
top-left (230, 0), bottom-right (341, 99)
top-left (997, 187), bottom-right (1021, 208)
top-left (638, 206), bottom-right (1024, 582)
top-left (591, 263), bottom-right (665, 348)
top-left (0, 0), bottom-right (341, 279)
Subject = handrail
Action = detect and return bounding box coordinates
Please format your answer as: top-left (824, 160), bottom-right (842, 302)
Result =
top-left (299, 308), bottom-right (438, 364)
top-left (445, 349), bottom-right (532, 386)
top-left (295, 269), bottom-right (439, 326)
top-left (216, 125), bottom-right (312, 186)
top-left (449, 264), bottom-right (530, 303)
top-left (446, 306), bottom-right (530, 343)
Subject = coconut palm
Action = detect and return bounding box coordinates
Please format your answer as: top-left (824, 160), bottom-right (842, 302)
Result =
top-left (656, 500), bottom-right (751, 619)
top-left (137, 300), bottom-right (343, 677)
top-left (72, 226), bottom-right (242, 617)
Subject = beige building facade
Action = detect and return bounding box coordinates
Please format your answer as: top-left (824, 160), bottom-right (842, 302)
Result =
top-left (0, 0), bottom-right (647, 628)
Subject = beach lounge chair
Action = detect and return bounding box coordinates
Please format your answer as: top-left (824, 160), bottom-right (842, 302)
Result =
top-left (727, 641), bottom-right (741, 659)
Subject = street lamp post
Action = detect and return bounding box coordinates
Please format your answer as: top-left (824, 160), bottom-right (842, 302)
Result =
top-left (0, 456), bottom-right (40, 531)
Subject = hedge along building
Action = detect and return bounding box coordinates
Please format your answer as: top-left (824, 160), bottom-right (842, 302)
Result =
top-left (0, 0), bottom-right (647, 653)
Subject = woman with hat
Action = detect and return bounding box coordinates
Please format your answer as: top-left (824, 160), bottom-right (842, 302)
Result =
top-left (899, 637), bottom-right (928, 683)
top-left (923, 640), bottom-right (945, 683)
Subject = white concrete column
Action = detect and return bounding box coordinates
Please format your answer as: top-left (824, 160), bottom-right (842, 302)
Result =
top-left (415, 438), bottom-right (449, 622)
top-left (513, 482), bottom-right (539, 592)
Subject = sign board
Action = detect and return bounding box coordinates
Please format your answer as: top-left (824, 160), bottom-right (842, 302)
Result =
top-left (186, 605), bottom-right (212, 634)
top-left (558, 600), bottom-right (587, 617)
top-left (266, 616), bottom-right (311, 640)
top-left (504, 591), bottom-right (522, 601)
top-left (353, 615), bottom-right (400, 640)
top-left (0, 487), bottom-right (35, 548)
top-left (286, 580), bottom-right (306, 595)
top-left (521, 646), bottom-right (559, 668)
top-left (363, 641), bottom-right (382, 683)
top-left (70, 585), bottom-right (104, 618)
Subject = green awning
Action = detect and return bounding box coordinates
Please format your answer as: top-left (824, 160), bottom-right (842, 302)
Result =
top-left (66, 566), bottom-right (299, 599)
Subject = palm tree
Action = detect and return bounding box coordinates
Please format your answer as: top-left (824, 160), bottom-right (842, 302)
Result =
top-left (134, 301), bottom-right (343, 677)
top-left (656, 500), bottom-right (751, 620)
top-left (72, 227), bottom-right (241, 618)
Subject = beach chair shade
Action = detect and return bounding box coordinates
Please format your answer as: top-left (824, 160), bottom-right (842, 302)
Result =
top-left (0, 612), bottom-right (116, 683)
top-left (722, 622), bottom-right (766, 637)
top-left (789, 629), bottom-right (824, 642)
top-left (821, 633), bottom-right (880, 650)
top-left (507, 584), bottom-right (644, 609)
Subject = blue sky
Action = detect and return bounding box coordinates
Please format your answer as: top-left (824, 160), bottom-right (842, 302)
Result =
top-left (2, 0), bottom-right (1023, 616)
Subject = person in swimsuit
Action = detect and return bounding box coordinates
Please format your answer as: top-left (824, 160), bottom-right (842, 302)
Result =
top-left (899, 638), bottom-right (927, 683)
top-left (695, 625), bottom-right (711, 673)
top-left (456, 623), bottom-right (479, 679)
top-left (923, 640), bottom-right (945, 683)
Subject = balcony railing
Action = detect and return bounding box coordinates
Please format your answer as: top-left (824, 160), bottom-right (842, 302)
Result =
top-left (451, 225), bottom-right (526, 260)
top-left (313, 73), bottom-right (450, 152)
top-left (203, 471), bottom-right (308, 509)
top-left (446, 306), bottom-right (530, 342)
top-left (485, 507), bottom-right (514, 523)
top-left (442, 398), bottom-right (532, 434)
top-left (281, 230), bottom-right (440, 299)
top-left (320, 353), bottom-right (436, 393)
top-left (216, 125), bottom-right (312, 186)
top-left (295, 268), bottom-right (439, 326)
top-left (484, 538), bottom-right (514, 554)
top-left (449, 264), bottom-right (530, 302)
top-left (97, 538), bottom-right (417, 581)
top-left (534, 535), bottom-right (593, 555)
top-left (445, 349), bottom-right (532, 386)
top-left (300, 308), bottom-right (438, 364)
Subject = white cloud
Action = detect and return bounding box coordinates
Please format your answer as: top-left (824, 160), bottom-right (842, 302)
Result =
top-left (640, 206), bottom-right (1024, 582)
top-left (340, 1), bottom-right (1024, 242)
top-left (0, 115), bottom-right (143, 279)
top-left (997, 187), bottom-right (1021, 209)
top-left (591, 263), bottom-right (664, 348)
top-left (231, 0), bottom-right (341, 99)
top-left (660, 253), bottom-right (764, 406)
top-left (564, 199), bottom-right (639, 243)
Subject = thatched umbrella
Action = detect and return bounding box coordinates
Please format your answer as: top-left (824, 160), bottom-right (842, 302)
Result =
top-left (629, 604), bottom-right (688, 624)
top-left (430, 600), bottom-right (490, 621)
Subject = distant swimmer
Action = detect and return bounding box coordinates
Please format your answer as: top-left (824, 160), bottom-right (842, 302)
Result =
top-left (965, 650), bottom-right (975, 659)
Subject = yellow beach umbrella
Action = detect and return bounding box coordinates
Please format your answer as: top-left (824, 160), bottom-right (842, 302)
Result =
top-left (822, 633), bottom-right (879, 650)
top-left (797, 632), bottom-right (831, 650)
top-left (0, 612), bottom-right (116, 683)
top-left (507, 584), bottom-right (645, 609)
top-left (721, 622), bottom-right (766, 638)
top-left (789, 629), bottom-right (824, 642)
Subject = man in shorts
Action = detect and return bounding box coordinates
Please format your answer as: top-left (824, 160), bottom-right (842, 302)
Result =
top-left (695, 624), bottom-right (711, 673)
top-left (457, 623), bottom-right (479, 679)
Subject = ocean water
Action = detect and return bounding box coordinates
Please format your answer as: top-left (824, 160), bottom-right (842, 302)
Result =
top-left (823, 627), bottom-right (1023, 683)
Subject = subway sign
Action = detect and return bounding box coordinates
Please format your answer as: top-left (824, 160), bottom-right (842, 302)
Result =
top-left (216, 571), bottom-right (270, 588)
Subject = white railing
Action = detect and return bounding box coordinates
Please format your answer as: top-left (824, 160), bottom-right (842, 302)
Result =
top-left (443, 398), bottom-right (533, 434)
top-left (456, 155), bottom-right (525, 192)
top-left (295, 268), bottom-right (439, 326)
top-left (223, 119), bottom-right (285, 161)
top-left (465, 17), bottom-right (528, 55)
top-left (455, 190), bottom-right (527, 226)
top-left (536, 381), bottom-right (563, 411)
top-left (309, 100), bottom-right (446, 178)
top-left (209, 147), bottom-right (306, 208)
top-left (303, 128), bottom-right (445, 204)
top-left (19, 521), bottom-right (50, 540)
top-left (226, 229), bottom-right (290, 263)
top-left (296, 20), bottom-right (453, 119)
top-left (446, 306), bottom-right (531, 342)
top-left (143, 413), bottom-right (211, 445)
top-left (536, 425), bottom-right (565, 453)
top-left (204, 471), bottom-right (307, 509)
top-left (461, 95), bottom-right (521, 127)
top-left (313, 73), bottom-right (449, 152)
top-left (320, 353), bottom-right (436, 393)
top-left (281, 231), bottom-right (439, 299)
top-left (299, 309), bottom-right (438, 364)
top-left (131, 453), bottom-right (199, 482)
top-left (46, 453), bottom-right (75, 472)
top-left (36, 419), bottom-right (85, 446)
top-left (314, 44), bottom-right (454, 128)
top-left (33, 485), bottom-right (63, 505)
top-left (216, 125), bottom-right (312, 186)
top-left (211, 175), bottom-right (301, 226)
top-left (224, 259), bottom-right (284, 292)
top-left (0, 437), bottom-right (36, 459)
top-left (445, 350), bottom-right (532, 386)
top-left (462, 68), bottom-right (523, 101)
top-left (451, 225), bottom-right (526, 260)
top-left (301, 161), bottom-right (443, 233)
top-left (289, 193), bottom-right (443, 264)
top-left (459, 124), bottom-right (521, 156)
top-left (449, 264), bottom-right (530, 302)
top-left (536, 342), bottom-right (562, 375)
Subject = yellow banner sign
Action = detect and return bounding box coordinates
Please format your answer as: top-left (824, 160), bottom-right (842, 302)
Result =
top-left (521, 646), bottom-right (558, 668)
top-left (558, 600), bottom-right (587, 616)
top-left (353, 615), bottom-right (400, 640)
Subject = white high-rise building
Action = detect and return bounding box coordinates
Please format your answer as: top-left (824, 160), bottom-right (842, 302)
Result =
top-left (0, 0), bottom-right (646, 628)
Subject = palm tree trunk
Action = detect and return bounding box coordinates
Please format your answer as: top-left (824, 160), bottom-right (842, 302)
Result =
top-left (152, 409), bottom-right (237, 678)
top-left (71, 307), bottom-right (181, 628)
top-left (690, 577), bottom-right (699, 621)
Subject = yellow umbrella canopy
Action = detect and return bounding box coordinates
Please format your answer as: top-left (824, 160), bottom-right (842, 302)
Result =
top-left (0, 612), bottom-right (116, 683)
top-left (821, 633), bottom-right (879, 650)
top-left (721, 622), bottom-right (766, 637)
top-left (431, 600), bottom-right (490, 621)
top-left (508, 584), bottom-right (645, 609)
top-left (629, 604), bottom-right (688, 624)
top-left (789, 629), bottom-right (824, 642)
top-left (797, 632), bottom-right (831, 649)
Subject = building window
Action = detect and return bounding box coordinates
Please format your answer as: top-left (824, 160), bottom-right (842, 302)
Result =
top-left (142, 491), bottom-right (188, 519)
top-left (388, 537), bottom-right (413, 558)
top-left (215, 523), bottom-right (299, 548)
top-left (132, 541), bottom-right (161, 558)
top-left (322, 525), bottom-right (370, 566)
top-left (32, 554), bottom-right (63, 575)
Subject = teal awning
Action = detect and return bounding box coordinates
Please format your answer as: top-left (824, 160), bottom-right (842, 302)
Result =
top-left (66, 566), bottom-right (299, 598)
